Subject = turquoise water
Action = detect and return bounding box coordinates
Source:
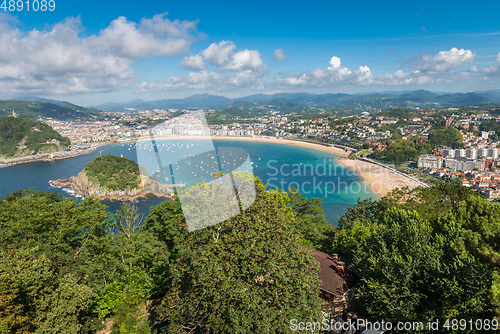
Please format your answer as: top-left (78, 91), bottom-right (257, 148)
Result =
top-left (0, 139), bottom-right (377, 225)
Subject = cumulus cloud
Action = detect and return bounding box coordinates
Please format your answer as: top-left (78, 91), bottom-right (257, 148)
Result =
top-left (481, 52), bottom-right (500, 76)
top-left (408, 47), bottom-right (475, 72)
top-left (276, 51), bottom-right (483, 89)
top-left (277, 56), bottom-right (373, 87)
top-left (180, 54), bottom-right (206, 70)
top-left (201, 40), bottom-right (236, 66)
top-left (273, 49), bottom-right (289, 62)
top-left (139, 40), bottom-right (268, 92)
top-left (138, 69), bottom-right (266, 92)
top-left (88, 14), bottom-right (202, 58)
top-left (223, 49), bottom-right (264, 72)
top-left (328, 56), bottom-right (341, 69)
top-left (375, 70), bottom-right (432, 86)
top-left (0, 13), bottom-right (202, 95)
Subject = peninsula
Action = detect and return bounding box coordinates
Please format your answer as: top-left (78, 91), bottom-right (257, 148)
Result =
top-left (50, 154), bottom-right (173, 200)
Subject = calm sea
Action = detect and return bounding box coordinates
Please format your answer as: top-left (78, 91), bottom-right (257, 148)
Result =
top-left (0, 139), bottom-right (377, 225)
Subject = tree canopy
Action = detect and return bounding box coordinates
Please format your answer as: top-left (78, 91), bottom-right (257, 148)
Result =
top-left (335, 184), bottom-right (498, 332)
top-left (0, 117), bottom-right (70, 157)
top-left (427, 126), bottom-right (464, 149)
top-left (151, 178), bottom-right (324, 333)
top-left (84, 154), bottom-right (142, 191)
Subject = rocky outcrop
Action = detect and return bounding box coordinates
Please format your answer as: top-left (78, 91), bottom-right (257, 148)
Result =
top-left (50, 170), bottom-right (174, 201)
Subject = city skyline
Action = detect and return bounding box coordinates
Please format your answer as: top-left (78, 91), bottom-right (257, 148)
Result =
top-left (1, 0), bottom-right (500, 105)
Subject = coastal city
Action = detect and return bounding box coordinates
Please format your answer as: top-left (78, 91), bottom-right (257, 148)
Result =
top-left (3, 1), bottom-right (500, 332)
top-left (14, 103), bottom-right (497, 201)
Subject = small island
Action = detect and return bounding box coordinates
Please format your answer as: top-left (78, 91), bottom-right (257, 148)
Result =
top-left (51, 154), bottom-right (174, 200)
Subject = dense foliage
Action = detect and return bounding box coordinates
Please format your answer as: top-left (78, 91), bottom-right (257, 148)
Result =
top-left (84, 154), bottom-right (141, 191)
top-left (370, 126), bottom-right (463, 163)
top-left (0, 175), bottom-right (332, 333)
top-left (0, 117), bottom-right (70, 157)
top-left (335, 184), bottom-right (498, 333)
top-left (156, 179), bottom-right (323, 333)
top-left (479, 120), bottom-right (500, 140)
top-left (370, 139), bottom-right (420, 162)
top-left (3, 171), bottom-right (498, 333)
top-left (427, 126), bottom-right (464, 149)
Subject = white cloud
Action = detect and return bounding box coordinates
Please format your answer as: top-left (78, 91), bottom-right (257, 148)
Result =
top-left (354, 66), bottom-right (374, 85)
top-left (88, 14), bottom-right (202, 58)
top-left (408, 47), bottom-right (475, 72)
top-left (0, 14), bottom-right (202, 95)
top-left (277, 56), bottom-right (375, 88)
top-left (180, 54), bottom-right (206, 70)
top-left (223, 49), bottom-right (264, 72)
top-left (138, 69), bottom-right (266, 91)
top-left (328, 56), bottom-right (341, 69)
top-left (375, 70), bottom-right (432, 86)
top-left (201, 40), bottom-right (236, 66)
top-left (273, 49), bottom-right (288, 62)
top-left (139, 40), bottom-right (268, 92)
top-left (481, 52), bottom-right (500, 76)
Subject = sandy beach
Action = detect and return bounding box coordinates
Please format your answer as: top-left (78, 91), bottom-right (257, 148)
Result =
top-left (335, 157), bottom-right (423, 198)
top-left (129, 135), bottom-right (425, 198)
top-left (131, 135), bottom-right (351, 157)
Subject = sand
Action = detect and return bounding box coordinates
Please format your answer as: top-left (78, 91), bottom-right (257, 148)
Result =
top-left (124, 135), bottom-right (423, 198)
top-left (335, 157), bottom-right (422, 198)
top-left (130, 135), bottom-right (351, 157)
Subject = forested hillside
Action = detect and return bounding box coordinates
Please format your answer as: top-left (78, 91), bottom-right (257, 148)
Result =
top-left (1, 178), bottom-right (498, 333)
top-left (0, 100), bottom-right (101, 120)
top-left (0, 116), bottom-right (70, 158)
top-left (335, 183), bottom-right (499, 330)
top-left (0, 177), bottom-right (330, 333)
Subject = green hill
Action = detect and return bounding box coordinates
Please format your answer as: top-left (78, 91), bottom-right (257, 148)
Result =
top-left (84, 154), bottom-right (141, 191)
top-left (0, 100), bottom-right (102, 120)
top-left (0, 116), bottom-right (71, 158)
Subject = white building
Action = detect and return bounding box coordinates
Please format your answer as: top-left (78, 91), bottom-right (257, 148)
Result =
top-left (417, 155), bottom-right (442, 169)
top-left (443, 149), bottom-right (455, 158)
top-left (466, 149), bottom-right (478, 159)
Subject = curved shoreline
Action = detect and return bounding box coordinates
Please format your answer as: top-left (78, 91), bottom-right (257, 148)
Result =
top-left (4, 134), bottom-right (421, 199)
top-left (124, 135), bottom-right (352, 157)
top-left (334, 157), bottom-right (423, 198)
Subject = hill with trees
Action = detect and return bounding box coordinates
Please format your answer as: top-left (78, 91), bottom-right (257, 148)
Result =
top-left (0, 116), bottom-right (71, 158)
top-left (1, 176), bottom-right (500, 332)
top-left (84, 154), bottom-right (141, 191)
top-left (0, 175), bottom-right (333, 333)
top-left (93, 90), bottom-right (500, 112)
top-left (370, 126), bottom-right (464, 163)
top-left (335, 184), bottom-right (498, 329)
top-left (0, 100), bottom-right (102, 120)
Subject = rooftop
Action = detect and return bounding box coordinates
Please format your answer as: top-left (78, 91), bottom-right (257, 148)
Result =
top-left (302, 246), bottom-right (356, 297)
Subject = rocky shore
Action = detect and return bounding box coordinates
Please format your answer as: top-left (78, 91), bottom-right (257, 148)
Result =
top-left (50, 170), bottom-right (174, 201)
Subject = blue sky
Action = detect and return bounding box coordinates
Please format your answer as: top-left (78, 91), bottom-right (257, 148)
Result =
top-left (1, 0), bottom-right (500, 105)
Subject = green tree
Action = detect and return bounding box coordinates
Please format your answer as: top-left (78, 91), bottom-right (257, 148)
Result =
top-left (158, 178), bottom-right (323, 333)
top-left (428, 126), bottom-right (464, 149)
top-left (334, 184), bottom-right (499, 330)
top-left (0, 247), bottom-right (99, 333)
top-left (286, 188), bottom-right (335, 253)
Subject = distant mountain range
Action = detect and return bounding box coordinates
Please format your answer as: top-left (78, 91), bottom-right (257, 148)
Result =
top-left (3, 89), bottom-right (500, 121)
top-left (91, 90), bottom-right (500, 112)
